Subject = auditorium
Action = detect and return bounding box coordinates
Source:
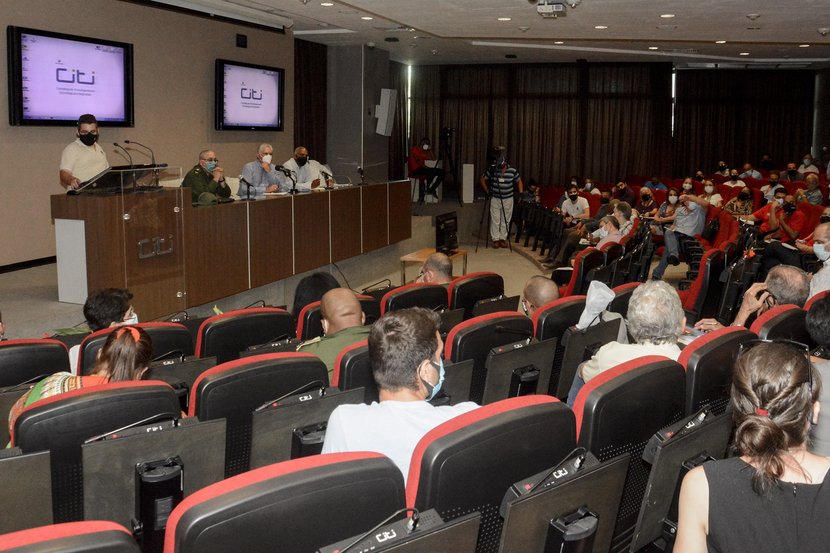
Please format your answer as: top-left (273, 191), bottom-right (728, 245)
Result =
top-left (1, 1), bottom-right (829, 552)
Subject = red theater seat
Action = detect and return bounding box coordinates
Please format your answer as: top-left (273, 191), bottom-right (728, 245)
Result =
top-left (195, 308), bottom-right (293, 364)
top-left (381, 282), bottom-right (449, 314)
top-left (0, 339), bottom-right (68, 388)
top-left (78, 322), bottom-right (194, 375)
top-left (447, 272), bottom-right (505, 319)
top-left (0, 521), bottom-right (139, 553)
top-left (749, 304), bottom-right (814, 347)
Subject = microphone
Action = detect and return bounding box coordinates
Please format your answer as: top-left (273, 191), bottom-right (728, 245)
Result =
top-left (113, 142), bottom-right (133, 167)
top-left (239, 176), bottom-right (252, 188)
top-left (357, 166), bottom-right (367, 184)
top-left (124, 139), bottom-right (156, 166)
top-left (275, 165), bottom-right (293, 176)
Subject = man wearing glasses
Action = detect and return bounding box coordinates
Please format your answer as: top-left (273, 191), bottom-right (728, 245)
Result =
top-left (182, 149), bottom-right (230, 204)
top-left (59, 113), bottom-right (109, 190)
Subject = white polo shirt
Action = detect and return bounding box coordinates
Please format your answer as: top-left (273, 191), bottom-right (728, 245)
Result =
top-left (60, 139), bottom-right (109, 183)
top-left (562, 196), bottom-right (590, 218)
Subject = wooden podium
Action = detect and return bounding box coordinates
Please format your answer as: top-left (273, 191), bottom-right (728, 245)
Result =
top-left (51, 181), bottom-right (411, 319)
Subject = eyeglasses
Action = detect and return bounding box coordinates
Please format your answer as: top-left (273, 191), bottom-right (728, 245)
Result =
top-left (202, 158), bottom-right (219, 163)
top-left (520, 298), bottom-right (529, 316)
top-left (737, 338), bottom-right (812, 393)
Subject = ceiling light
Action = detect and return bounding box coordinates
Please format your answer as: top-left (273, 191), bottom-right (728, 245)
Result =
top-left (361, 16), bottom-right (373, 20)
top-left (739, 52), bottom-right (750, 56)
top-left (566, 0), bottom-right (582, 7)
top-left (320, 1), bottom-right (333, 5)
top-left (799, 44), bottom-right (810, 48)
top-left (819, 28), bottom-right (830, 37)
top-left (554, 41), bottom-right (564, 44)
top-left (518, 26), bottom-right (530, 32)
top-left (497, 17), bottom-right (512, 21)
top-left (594, 25), bottom-right (608, 30)
top-left (660, 14), bottom-right (675, 19)
top-left (715, 40), bottom-right (726, 44)
top-left (746, 13), bottom-right (760, 21)
top-left (648, 46), bottom-right (659, 50)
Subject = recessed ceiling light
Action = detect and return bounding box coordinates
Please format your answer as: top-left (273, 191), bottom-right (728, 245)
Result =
top-left (594, 25), bottom-right (608, 30)
top-left (361, 16), bottom-right (373, 20)
top-left (715, 40), bottom-right (726, 44)
top-left (799, 44), bottom-right (811, 47)
top-left (554, 41), bottom-right (564, 44)
top-left (497, 17), bottom-right (512, 21)
top-left (739, 52), bottom-right (750, 56)
top-left (648, 46), bottom-right (659, 50)
top-left (320, 1), bottom-right (334, 5)
top-left (660, 14), bottom-right (675, 18)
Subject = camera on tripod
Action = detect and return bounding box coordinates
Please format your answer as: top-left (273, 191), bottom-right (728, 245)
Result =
top-left (440, 127), bottom-right (454, 142)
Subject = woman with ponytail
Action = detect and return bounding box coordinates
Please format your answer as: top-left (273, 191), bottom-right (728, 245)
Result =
top-left (675, 341), bottom-right (830, 552)
top-left (8, 326), bottom-right (152, 438)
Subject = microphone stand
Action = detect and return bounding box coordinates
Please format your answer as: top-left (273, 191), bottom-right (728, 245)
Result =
top-left (113, 142), bottom-right (137, 189)
top-left (125, 139), bottom-right (158, 185)
top-left (240, 176), bottom-right (254, 202)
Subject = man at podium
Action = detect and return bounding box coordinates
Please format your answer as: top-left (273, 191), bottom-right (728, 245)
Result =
top-left (59, 113), bottom-right (109, 190)
top-left (182, 149), bottom-right (231, 204)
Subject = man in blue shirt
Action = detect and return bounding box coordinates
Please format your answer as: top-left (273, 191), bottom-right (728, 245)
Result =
top-left (239, 143), bottom-right (284, 198)
top-left (652, 194), bottom-right (708, 280)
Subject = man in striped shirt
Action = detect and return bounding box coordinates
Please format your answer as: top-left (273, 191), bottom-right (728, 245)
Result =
top-left (480, 148), bottom-right (523, 248)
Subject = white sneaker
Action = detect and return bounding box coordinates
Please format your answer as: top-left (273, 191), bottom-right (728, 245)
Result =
top-left (427, 193), bottom-right (439, 204)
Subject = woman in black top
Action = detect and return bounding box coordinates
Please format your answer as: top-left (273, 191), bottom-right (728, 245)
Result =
top-left (676, 341), bottom-right (830, 553)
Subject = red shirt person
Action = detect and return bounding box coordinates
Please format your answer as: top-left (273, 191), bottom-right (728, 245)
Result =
top-left (408, 138), bottom-right (444, 203)
top-left (742, 192), bottom-right (806, 244)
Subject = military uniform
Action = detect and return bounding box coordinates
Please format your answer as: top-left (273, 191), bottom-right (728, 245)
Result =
top-left (182, 164), bottom-right (231, 203)
top-left (296, 325), bottom-right (372, 378)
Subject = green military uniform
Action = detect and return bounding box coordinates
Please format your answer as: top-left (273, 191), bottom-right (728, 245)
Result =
top-left (296, 325), bottom-right (372, 379)
top-left (182, 164), bottom-right (231, 203)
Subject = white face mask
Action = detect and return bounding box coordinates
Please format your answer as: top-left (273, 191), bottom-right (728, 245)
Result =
top-left (598, 227), bottom-right (609, 238)
top-left (682, 183), bottom-right (693, 191)
top-left (261, 154), bottom-right (272, 164)
top-left (813, 243), bottom-right (830, 262)
top-left (776, 198), bottom-right (784, 206)
top-left (704, 185), bottom-right (714, 194)
top-left (122, 313), bottom-right (139, 325)
top-left (422, 144), bottom-right (430, 151)
top-left (668, 196), bottom-right (679, 205)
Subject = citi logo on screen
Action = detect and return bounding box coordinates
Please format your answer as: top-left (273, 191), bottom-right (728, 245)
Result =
top-left (240, 87), bottom-right (263, 100)
top-left (55, 68), bottom-right (95, 85)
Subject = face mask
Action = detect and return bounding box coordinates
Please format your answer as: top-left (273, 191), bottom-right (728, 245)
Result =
top-left (730, 175), bottom-right (739, 181)
top-left (296, 156), bottom-right (308, 167)
top-left (497, 155), bottom-right (506, 167)
top-left (122, 313), bottom-right (139, 325)
top-left (79, 133), bottom-right (98, 146)
top-left (718, 165), bottom-right (727, 171)
top-left (600, 197), bottom-right (610, 205)
top-left (769, 179), bottom-right (779, 186)
top-left (683, 183), bottom-right (693, 191)
top-left (693, 175), bottom-right (704, 182)
top-left (738, 192), bottom-right (750, 201)
top-left (783, 203), bottom-right (797, 214)
top-left (422, 358), bottom-right (445, 401)
top-left (641, 194), bottom-right (651, 201)
top-left (205, 161), bottom-right (217, 172)
top-left (569, 194), bottom-right (579, 202)
top-left (261, 154), bottom-right (272, 164)
top-left (813, 243), bottom-right (830, 262)
top-left (422, 144), bottom-right (430, 151)
top-left (570, 179), bottom-right (578, 186)
top-left (704, 186), bottom-right (714, 194)
top-left (821, 215), bottom-right (830, 224)
top-left (789, 169), bottom-right (798, 177)
top-left (776, 197), bottom-right (785, 206)
top-left (668, 196), bottom-right (679, 205)
top-left (584, 182), bottom-right (592, 190)
top-left (804, 159), bottom-right (811, 166)
top-left (598, 228), bottom-right (609, 238)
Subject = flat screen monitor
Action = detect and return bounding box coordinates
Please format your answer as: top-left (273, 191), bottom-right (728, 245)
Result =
top-left (215, 59), bottom-right (284, 131)
top-left (7, 26), bottom-right (134, 126)
top-left (435, 211), bottom-right (458, 254)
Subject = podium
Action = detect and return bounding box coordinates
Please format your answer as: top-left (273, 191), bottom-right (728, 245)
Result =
top-left (51, 180), bottom-right (412, 320)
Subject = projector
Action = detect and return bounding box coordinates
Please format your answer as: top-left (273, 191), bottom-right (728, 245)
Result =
top-left (537, 0), bottom-right (567, 18)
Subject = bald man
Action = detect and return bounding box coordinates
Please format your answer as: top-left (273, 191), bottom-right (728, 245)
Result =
top-left (280, 146), bottom-right (330, 191)
top-left (521, 275), bottom-right (560, 317)
top-left (296, 288), bottom-right (371, 376)
top-left (415, 252), bottom-right (453, 285)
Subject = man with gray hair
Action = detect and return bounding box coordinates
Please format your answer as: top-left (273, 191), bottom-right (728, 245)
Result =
top-left (809, 223), bottom-right (830, 299)
top-left (567, 280), bottom-right (684, 405)
top-left (240, 143), bottom-right (284, 198)
top-left (415, 253), bottom-right (454, 285)
top-left (521, 275), bottom-right (560, 317)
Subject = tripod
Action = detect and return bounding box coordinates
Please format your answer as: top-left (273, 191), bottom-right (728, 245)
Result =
top-left (438, 128), bottom-right (463, 207)
top-left (476, 193), bottom-right (513, 253)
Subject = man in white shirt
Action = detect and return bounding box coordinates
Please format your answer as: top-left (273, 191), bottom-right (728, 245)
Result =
top-left (59, 113), bottom-right (109, 190)
top-left (280, 146), bottom-right (330, 191)
top-left (560, 185), bottom-right (590, 226)
top-left (723, 169), bottom-right (745, 188)
top-left (809, 223), bottom-right (830, 300)
top-left (322, 308), bottom-right (478, 482)
top-left (799, 153), bottom-right (819, 174)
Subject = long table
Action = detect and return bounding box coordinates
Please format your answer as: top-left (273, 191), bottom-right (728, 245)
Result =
top-left (51, 181), bottom-right (412, 319)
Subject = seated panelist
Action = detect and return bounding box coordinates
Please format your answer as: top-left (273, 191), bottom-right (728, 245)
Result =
top-left (182, 149), bottom-right (230, 204)
top-left (239, 143), bottom-right (285, 198)
top-left (280, 146), bottom-right (331, 191)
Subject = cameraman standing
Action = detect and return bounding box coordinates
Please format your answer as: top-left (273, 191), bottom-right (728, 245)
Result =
top-left (480, 146), bottom-right (523, 248)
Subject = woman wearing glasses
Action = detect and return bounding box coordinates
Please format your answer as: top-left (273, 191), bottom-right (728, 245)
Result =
top-left (675, 341), bottom-right (830, 552)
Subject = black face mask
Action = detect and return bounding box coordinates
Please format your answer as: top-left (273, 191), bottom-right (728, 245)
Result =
top-left (568, 194), bottom-right (579, 202)
top-left (738, 192), bottom-right (751, 201)
top-left (693, 175), bottom-right (704, 182)
top-left (296, 156), bottom-right (308, 167)
top-left (600, 197), bottom-right (610, 205)
top-left (821, 215), bottom-right (830, 224)
top-left (79, 133), bottom-right (98, 146)
top-left (788, 169), bottom-right (798, 177)
top-left (717, 165), bottom-right (727, 172)
top-left (783, 203), bottom-right (797, 214)
top-left (641, 194), bottom-right (651, 202)
top-left (730, 175), bottom-right (739, 181)
top-left (769, 179), bottom-right (779, 186)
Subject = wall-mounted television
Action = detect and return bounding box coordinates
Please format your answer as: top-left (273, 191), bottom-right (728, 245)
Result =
top-left (215, 59), bottom-right (284, 131)
top-left (7, 26), bottom-right (134, 126)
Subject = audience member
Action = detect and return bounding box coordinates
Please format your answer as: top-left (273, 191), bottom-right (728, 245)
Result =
top-left (760, 171), bottom-right (785, 202)
top-left (692, 170), bottom-right (706, 182)
top-left (567, 280), bottom-right (683, 405)
top-left (480, 147), bottom-right (523, 248)
top-left (321, 308), bottom-right (478, 481)
top-left (59, 113), bottom-right (109, 190)
top-left (759, 153), bottom-right (775, 171)
top-left (291, 272), bottom-right (340, 321)
top-left (560, 184), bottom-right (590, 226)
top-left (806, 296), bottom-right (830, 457)
top-left (680, 177), bottom-right (695, 193)
top-left (799, 153), bottom-right (819, 174)
top-left (676, 341), bottom-right (829, 552)
top-left (714, 161), bottom-right (730, 177)
top-left (239, 143), bottom-right (283, 198)
top-left (635, 188), bottom-right (658, 217)
top-left (613, 180), bottom-right (635, 204)
top-left (651, 187), bottom-right (679, 235)
top-left (296, 288), bottom-right (370, 376)
top-left (182, 149), bottom-right (230, 204)
top-left (695, 265), bottom-right (810, 331)
top-left (651, 193), bottom-right (707, 280)
top-left (595, 215), bottom-right (623, 249)
top-left (739, 163), bottom-right (762, 180)
top-left (415, 252), bottom-right (453, 285)
top-left (545, 201), bottom-right (632, 269)
top-left (780, 162), bottom-right (804, 182)
top-left (700, 179), bottom-right (724, 207)
top-left (795, 174), bottom-right (823, 206)
top-left (281, 146), bottom-right (329, 191)
top-left (741, 191), bottom-right (805, 244)
top-left (8, 326), bottom-right (152, 439)
top-left (68, 288), bottom-right (136, 374)
top-left (724, 169), bottom-right (745, 188)
top-left (723, 187), bottom-right (755, 218)
top-left (581, 177), bottom-right (600, 195)
top-left (408, 137), bottom-right (444, 204)
top-left (808, 223), bottom-right (830, 300)
top-left (643, 175), bottom-right (667, 191)
top-left (521, 276), bottom-right (560, 317)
